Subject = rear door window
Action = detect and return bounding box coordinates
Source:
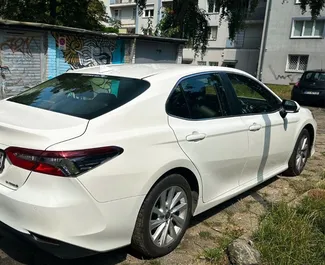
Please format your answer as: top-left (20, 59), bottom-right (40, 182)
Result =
top-left (302, 72), bottom-right (325, 82)
top-left (8, 73), bottom-right (150, 119)
top-left (166, 73), bottom-right (230, 120)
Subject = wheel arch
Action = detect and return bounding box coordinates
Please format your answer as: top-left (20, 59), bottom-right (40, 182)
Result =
top-left (304, 123), bottom-right (315, 156)
top-left (144, 166), bottom-right (201, 214)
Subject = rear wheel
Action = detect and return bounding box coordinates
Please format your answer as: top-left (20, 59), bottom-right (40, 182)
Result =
top-left (131, 174), bottom-right (192, 258)
top-left (284, 128), bottom-right (310, 176)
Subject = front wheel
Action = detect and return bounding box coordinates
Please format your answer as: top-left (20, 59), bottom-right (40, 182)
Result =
top-left (131, 174), bottom-right (192, 258)
top-left (284, 128), bottom-right (310, 176)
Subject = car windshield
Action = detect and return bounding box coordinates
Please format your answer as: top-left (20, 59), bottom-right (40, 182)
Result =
top-left (8, 73), bottom-right (150, 119)
top-left (302, 72), bottom-right (325, 82)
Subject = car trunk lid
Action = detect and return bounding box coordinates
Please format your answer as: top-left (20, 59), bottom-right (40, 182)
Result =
top-left (0, 100), bottom-right (88, 190)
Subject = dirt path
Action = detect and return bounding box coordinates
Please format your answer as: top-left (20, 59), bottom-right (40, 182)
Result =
top-left (0, 107), bottom-right (324, 265)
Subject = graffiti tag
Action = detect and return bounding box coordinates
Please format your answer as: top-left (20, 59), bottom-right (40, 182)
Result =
top-left (0, 37), bottom-right (35, 56)
top-left (268, 65), bottom-right (294, 82)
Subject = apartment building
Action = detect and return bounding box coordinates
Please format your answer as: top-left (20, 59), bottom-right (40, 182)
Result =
top-left (182, 0), bottom-right (266, 76)
top-left (105, 0), bottom-right (325, 85)
top-left (259, 0), bottom-right (325, 85)
top-left (106, 0), bottom-right (172, 34)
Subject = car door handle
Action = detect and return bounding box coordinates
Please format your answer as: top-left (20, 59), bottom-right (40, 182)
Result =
top-left (186, 132), bottom-right (206, 142)
top-left (249, 123), bottom-right (262, 132)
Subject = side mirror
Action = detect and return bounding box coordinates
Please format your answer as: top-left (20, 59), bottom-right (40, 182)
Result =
top-left (280, 99), bottom-right (300, 119)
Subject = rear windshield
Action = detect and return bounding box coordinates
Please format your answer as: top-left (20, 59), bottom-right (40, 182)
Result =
top-left (302, 72), bottom-right (325, 82)
top-left (8, 73), bottom-right (150, 119)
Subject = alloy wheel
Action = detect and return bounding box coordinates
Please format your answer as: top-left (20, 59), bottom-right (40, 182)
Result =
top-left (296, 135), bottom-right (309, 172)
top-left (149, 186), bottom-right (189, 248)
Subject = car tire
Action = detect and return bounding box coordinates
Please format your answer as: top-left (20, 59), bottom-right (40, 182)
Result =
top-left (131, 174), bottom-right (192, 258)
top-left (283, 128), bottom-right (310, 176)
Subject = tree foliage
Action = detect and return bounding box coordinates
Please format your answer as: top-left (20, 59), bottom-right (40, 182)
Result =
top-left (0, 0), bottom-right (112, 31)
top-left (296, 0), bottom-right (325, 18)
top-left (136, 0), bottom-right (325, 56)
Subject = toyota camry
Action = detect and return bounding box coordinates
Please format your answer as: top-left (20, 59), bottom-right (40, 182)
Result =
top-left (0, 64), bottom-right (317, 259)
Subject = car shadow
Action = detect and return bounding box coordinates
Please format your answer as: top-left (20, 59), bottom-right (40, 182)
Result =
top-left (190, 176), bottom-right (276, 227)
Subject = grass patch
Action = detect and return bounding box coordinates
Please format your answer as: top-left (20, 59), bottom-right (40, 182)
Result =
top-left (297, 195), bottom-right (325, 234)
top-left (266, 84), bottom-right (292, 99)
top-left (254, 201), bottom-right (325, 265)
top-left (201, 247), bottom-right (224, 263)
top-left (199, 230), bottom-right (239, 264)
top-left (199, 231), bottom-right (214, 240)
top-left (288, 180), bottom-right (317, 195)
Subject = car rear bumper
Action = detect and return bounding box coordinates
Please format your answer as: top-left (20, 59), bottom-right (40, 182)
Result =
top-left (0, 221), bottom-right (95, 259)
top-left (0, 171), bottom-right (145, 258)
top-left (292, 88), bottom-right (325, 105)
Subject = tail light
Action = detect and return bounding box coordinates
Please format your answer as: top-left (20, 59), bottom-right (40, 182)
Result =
top-left (5, 146), bottom-right (123, 177)
top-left (295, 81), bottom-right (300, 88)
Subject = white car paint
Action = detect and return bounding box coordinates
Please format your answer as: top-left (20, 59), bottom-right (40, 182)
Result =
top-left (0, 64), bottom-right (317, 256)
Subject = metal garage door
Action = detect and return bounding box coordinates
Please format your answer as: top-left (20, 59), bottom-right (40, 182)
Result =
top-left (135, 40), bottom-right (177, 64)
top-left (0, 30), bottom-right (46, 98)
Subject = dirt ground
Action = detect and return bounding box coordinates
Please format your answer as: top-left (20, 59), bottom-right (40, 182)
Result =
top-left (0, 107), bottom-right (324, 265)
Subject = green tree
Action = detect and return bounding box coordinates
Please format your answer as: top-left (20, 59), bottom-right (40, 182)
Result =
top-left (136, 0), bottom-right (325, 55)
top-left (0, 0), bottom-right (111, 31)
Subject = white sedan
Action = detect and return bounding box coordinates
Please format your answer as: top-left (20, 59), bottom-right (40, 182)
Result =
top-left (0, 64), bottom-right (316, 259)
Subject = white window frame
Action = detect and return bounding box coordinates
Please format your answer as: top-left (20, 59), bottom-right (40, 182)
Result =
top-left (209, 26), bottom-right (218, 40)
top-left (207, 0), bottom-right (220, 14)
top-left (143, 9), bottom-right (154, 18)
top-left (209, 61), bottom-right (218, 66)
top-left (114, 9), bottom-right (121, 20)
top-left (291, 19), bottom-right (325, 38)
top-left (286, 55), bottom-right (309, 73)
top-left (132, 8), bottom-right (136, 20)
top-left (197, 61), bottom-right (207, 66)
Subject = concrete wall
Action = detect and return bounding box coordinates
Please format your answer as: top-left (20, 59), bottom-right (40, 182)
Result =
top-left (261, 0), bottom-right (325, 85)
top-left (224, 49), bottom-right (260, 76)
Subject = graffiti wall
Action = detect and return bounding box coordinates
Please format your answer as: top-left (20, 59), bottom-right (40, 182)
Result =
top-left (0, 31), bottom-right (47, 97)
top-left (48, 33), bottom-right (124, 79)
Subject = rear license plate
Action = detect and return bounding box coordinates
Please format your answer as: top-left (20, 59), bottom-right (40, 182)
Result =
top-left (0, 151), bottom-right (4, 171)
top-left (304, 91), bottom-right (320, 95)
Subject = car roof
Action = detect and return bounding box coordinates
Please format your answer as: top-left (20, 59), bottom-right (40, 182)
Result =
top-left (68, 63), bottom-right (250, 80)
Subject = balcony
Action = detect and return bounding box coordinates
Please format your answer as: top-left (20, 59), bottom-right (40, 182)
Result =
top-left (110, 0), bottom-right (136, 7)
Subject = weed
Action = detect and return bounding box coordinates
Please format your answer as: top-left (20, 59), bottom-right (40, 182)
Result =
top-left (317, 182), bottom-right (325, 190)
top-left (254, 202), bottom-right (325, 265)
top-left (198, 231), bottom-right (213, 240)
top-left (297, 195), bottom-right (325, 234)
top-left (201, 247), bottom-right (224, 263)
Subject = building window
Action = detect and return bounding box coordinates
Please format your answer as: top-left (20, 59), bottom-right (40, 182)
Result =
top-left (144, 9), bottom-right (154, 17)
top-left (132, 8), bottom-right (136, 19)
top-left (209, 26), bottom-right (218, 40)
top-left (114, 9), bottom-right (121, 19)
top-left (207, 0), bottom-right (220, 13)
top-left (209, 62), bottom-right (218, 66)
top-left (197, 61), bottom-right (207, 66)
top-left (286, 55), bottom-right (309, 72)
top-left (292, 19), bottom-right (325, 38)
